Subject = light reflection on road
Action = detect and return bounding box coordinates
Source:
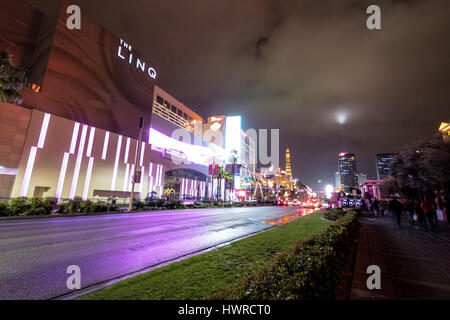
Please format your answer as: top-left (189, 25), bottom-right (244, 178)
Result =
top-left (265, 208), bottom-right (316, 225)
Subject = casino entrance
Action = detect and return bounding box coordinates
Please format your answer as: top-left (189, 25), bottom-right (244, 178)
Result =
top-left (164, 169), bottom-right (209, 201)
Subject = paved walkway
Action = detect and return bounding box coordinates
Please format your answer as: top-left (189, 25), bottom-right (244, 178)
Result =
top-left (351, 214), bottom-right (450, 300)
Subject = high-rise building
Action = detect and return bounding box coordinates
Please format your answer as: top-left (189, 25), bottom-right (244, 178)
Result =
top-left (338, 153), bottom-right (359, 193)
top-left (285, 148), bottom-right (292, 180)
top-left (376, 153), bottom-right (395, 180)
top-left (334, 172), bottom-right (341, 191)
top-left (205, 115), bottom-right (257, 192)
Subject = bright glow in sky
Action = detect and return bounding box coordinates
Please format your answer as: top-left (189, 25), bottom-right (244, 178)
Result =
top-left (336, 112), bottom-right (348, 125)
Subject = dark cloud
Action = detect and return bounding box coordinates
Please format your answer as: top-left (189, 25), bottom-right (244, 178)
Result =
top-left (29, 0), bottom-right (450, 190)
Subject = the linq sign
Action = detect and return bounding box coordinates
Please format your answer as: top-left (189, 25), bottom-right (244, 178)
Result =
top-left (117, 39), bottom-right (157, 80)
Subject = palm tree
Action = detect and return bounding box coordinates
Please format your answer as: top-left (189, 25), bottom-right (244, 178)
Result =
top-left (0, 50), bottom-right (28, 104)
top-left (217, 166), bottom-right (233, 201)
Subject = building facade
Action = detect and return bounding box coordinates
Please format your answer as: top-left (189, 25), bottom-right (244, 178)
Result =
top-left (338, 152), bottom-right (359, 193)
top-left (0, 0), bottom-right (226, 202)
top-left (376, 153), bottom-right (395, 181)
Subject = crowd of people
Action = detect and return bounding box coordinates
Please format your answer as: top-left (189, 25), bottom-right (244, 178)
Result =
top-left (363, 193), bottom-right (450, 230)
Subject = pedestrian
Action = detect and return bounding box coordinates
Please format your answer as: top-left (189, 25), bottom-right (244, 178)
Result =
top-left (405, 198), bottom-right (415, 226)
top-left (388, 197), bottom-right (403, 227)
top-left (444, 195), bottom-right (450, 225)
top-left (372, 198), bottom-right (380, 217)
top-left (421, 197), bottom-right (435, 230)
top-left (413, 200), bottom-right (425, 228)
top-left (436, 195), bottom-right (446, 222)
top-left (380, 200), bottom-right (387, 217)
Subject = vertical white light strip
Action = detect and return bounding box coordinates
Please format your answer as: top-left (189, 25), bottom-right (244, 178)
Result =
top-left (69, 125), bottom-right (88, 199)
top-left (55, 123), bottom-right (80, 201)
top-left (70, 123), bottom-right (80, 154)
top-left (82, 157), bottom-right (94, 200)
top-left (86, 127), bottom-right (95, 157)
top-left (154, 164), bottom-right (159, 187)
top-left (180, 178), bottom-right (185, 198)
top-left (139, 166), bottom-right (145, 195)
top-left (37, 113), bottom-right (51, 148)
top-left (123, 163), bottom-right (130, 191)
top-left (148, 163), bottom-right (153, 195)
top-left (102, 131), bottom-right (110, 160)
top-left (20, 113), bottom-right (52, 197)
top-left (55, 153), bottom-right (70, 201)
top-left (111, 135), bottom-right (123, 190)
top-left (193, 180), bottom-right (196, 197)
top-left (19, 147), bottom-right (37, 197)
top-left (158, 165), bottom-right (163, 186)
top-left (124, 137), bottom-right (131, 163)
top-left (140, 142), bottom-right (145, 166)
top-left (149, 177), bottom-right (154, 195)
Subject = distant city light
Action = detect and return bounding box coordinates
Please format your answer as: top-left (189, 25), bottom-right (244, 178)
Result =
top-left (325, 184), bottom-right (334, 199)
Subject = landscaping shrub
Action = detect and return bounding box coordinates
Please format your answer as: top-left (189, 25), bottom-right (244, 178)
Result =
top-left (167, 200), bottom-right (184, 209)
top-left (8, 197), bottom-right (28, 216)
top-left (56, 203), bottom-right (67, 214)
top-left (67, 197), bottom-right (82, 213)
top-left (323, 208), bottom-right (346, 221)
top-left (90, 202), bottom-right (108, 213)
top-left (23, 206), bottom-right (47, 216)
top-left (208, 211), bottom-right (359, 300)
top-left (133, 201), bottom-right (146, 210)
top-left (42, 197), bottom-right (57, 214)
top-left (80, 200), bottom-right (93, 213)
top-left (0, 202), bottom-right (9, 216)
top-left (155, 199), bottom-right (166, 208)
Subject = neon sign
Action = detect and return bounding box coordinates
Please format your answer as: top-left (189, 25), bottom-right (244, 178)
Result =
top-left (117, 39), bottom-right (157, 80)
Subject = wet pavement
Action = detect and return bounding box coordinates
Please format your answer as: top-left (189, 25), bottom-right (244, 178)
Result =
top-left (351, 214), bottom-right (450, 300)
top-left (0, 206), bottom-right (314, 300)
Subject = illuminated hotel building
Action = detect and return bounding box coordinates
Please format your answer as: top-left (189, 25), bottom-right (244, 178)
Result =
top-left (0, 0), bottom-right (226, 201)
top-left (338, 153), bottom-right (359, 193)
top-left (205, 115), bottom-right (257, 193)
top-left (153, 86), bottom-right (203, 137)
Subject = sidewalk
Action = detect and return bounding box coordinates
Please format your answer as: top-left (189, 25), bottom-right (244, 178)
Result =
top-left (351, 214), bottom-right (450, 300)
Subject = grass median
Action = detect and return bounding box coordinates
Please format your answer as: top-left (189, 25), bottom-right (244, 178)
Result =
top-left (79, 210), bottom-right (332, 300)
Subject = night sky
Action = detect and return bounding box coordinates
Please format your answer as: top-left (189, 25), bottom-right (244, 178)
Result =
top-left (30, 0), bottom-right (450, 191)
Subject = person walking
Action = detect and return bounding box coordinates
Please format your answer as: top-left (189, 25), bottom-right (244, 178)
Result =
top-left (389, 197), bottom-right (403, 227)
top-left (405, 198), bottom-right (415, 226)
top-left (444, 195), bottom-right (450, 225)
top-left (436, 195), bottom-right (447, 223)
top-left (380, 200), bottom-right (387, 217)
top-left (421, 197), bottom-right (435, 230)
top-left (372, 198), bottom-right (380, 217)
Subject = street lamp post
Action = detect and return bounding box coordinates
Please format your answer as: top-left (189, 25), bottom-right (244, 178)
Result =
top-left (128, 118), bottom-right (144, 212)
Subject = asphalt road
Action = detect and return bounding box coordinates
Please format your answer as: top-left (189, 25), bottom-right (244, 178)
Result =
top-left (0, 206), bottom-right (315, 300)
